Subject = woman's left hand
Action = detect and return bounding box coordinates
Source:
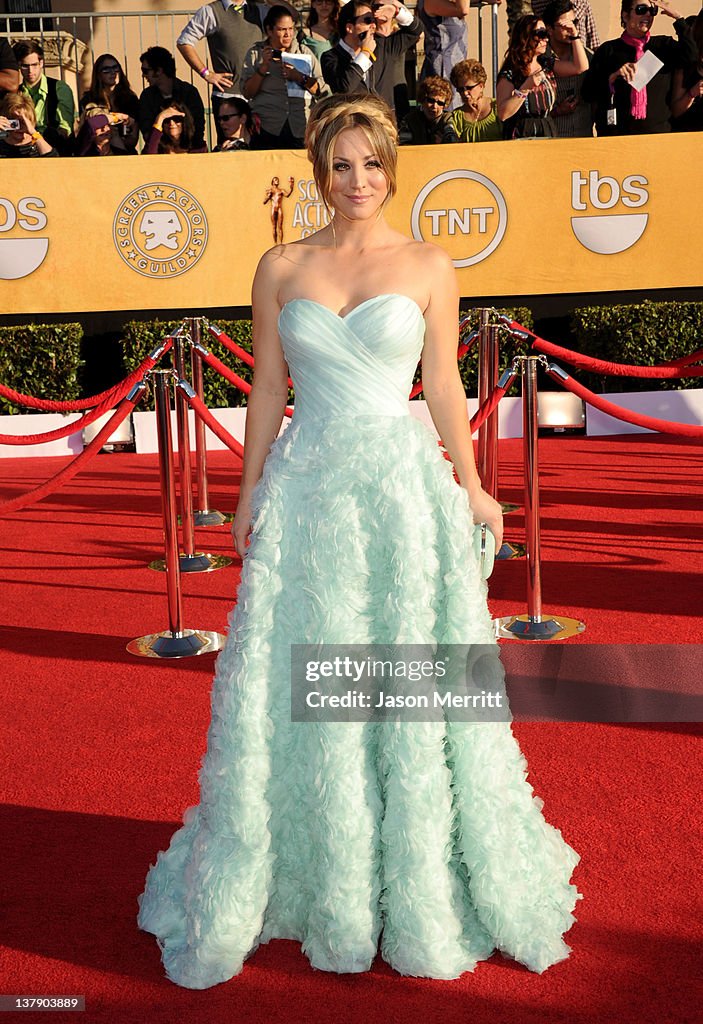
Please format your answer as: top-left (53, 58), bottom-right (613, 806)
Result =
top-left (281, 62), bottom-right (305, 86)
top-left (468, 487), bottom-right (504, 550)
top-left (655, 1), bottom-right (684, 20)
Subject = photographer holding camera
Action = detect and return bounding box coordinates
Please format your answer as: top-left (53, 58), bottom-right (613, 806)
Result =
top-left (242, 5), bottom-right (325, 149)
top-left (0, 92), bottom-right (57, 156)
top-left (496, 12), bottom-right (587, 138)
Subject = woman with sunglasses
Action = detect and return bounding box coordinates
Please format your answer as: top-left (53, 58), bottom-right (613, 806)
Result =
top-left (496, 15), bottom-right (586, 138)
top-left (398, 75), bottom-right (457, 143)
top-left (143, 101), bottom-right (208, 154)
top-left (79, 53), bottom-right (139, 152)
top-left (213, 97), bottom-right (255, 151)
top-left (449, 59), bottom-right (502, 143)
top-left (582, 1), bottom-right (694, 136)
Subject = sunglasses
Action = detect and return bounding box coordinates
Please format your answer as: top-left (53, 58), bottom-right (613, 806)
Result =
top-left (163, 115), bottom-right (185, 124)
top-left (457, 83), bottom-right (481, 93)
top-left (99, 65), bottom-right (121, 73)
top-left (355, 14), bottom-right (375, 24)
top-left (633, 4), bottom-right (657, 14)
top-left (423, 97), bottom-right (446, 107)
top-left (217, 113), bottom-right (242, 122)
top-left (532, 28), bottom-right (549, 39)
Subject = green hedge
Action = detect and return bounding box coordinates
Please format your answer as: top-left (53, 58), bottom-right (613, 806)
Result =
top-left (0, 324), bottom-right (83, 415)
top-left (570, 300), bottom-right (703, 392)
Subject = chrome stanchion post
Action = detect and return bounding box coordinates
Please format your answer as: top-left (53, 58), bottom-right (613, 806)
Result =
top-left (477, 308), bottom-right (491, 490)
top-left (174, 326), bottom-right (197, 561)
top-left (496, 356), bottom-right (585, 641)
top-left (477, 313), bottom-right (523, 560)
top-left (478, 319), bottom-right (499, 499)
top-left (491, 4), bottom-right (499, 96)
top-left (149, 327), bottom-right (231, 574)
top-left (191, 318), bottom-right (228, 526)
top-left (128, 370), bottom-right (225, 658)
top-left (524, 355), bottom-right (542, 619)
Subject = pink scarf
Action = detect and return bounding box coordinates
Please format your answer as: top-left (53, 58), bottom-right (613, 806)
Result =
top-left (621, 30), bottom-right (651, 119)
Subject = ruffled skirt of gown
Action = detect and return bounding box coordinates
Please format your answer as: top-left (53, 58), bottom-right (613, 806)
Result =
top-left (137, 412), bottom-right (581, 989)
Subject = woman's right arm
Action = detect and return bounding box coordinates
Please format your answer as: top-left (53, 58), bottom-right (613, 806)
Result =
top-left (231, 249), bottom-right (290, 556)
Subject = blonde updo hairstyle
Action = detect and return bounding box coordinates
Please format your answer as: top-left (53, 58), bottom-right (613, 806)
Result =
top-left (305, 93), bottom-right (398, 211)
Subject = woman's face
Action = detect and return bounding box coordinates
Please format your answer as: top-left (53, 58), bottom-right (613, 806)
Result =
top-left (267, 16), bottom-right (295, 50)
top-left (623, 3), bottom-right (656, 39)
top-left (312, 0), bottom-right (335, 14)
top-left (6, 108), bottom-right (35, 145)
top-left (328, 127), bottom-right (389, 220)
top-left (421, 93), bottom-right (447, 124)
top-left (163, 114), bottom-right (184, 141)
top-left (456, 78), bottom-right (484, 111)
top-left (218, 105), bottom-right (245, 138)
top-left (530, 21), bottom-right (549, 56)
top-left (97, 59), bottom-right (122, 88)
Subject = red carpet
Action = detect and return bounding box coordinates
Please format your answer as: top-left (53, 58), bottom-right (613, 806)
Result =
top-left (1, 436), bottom-right (702, 1023)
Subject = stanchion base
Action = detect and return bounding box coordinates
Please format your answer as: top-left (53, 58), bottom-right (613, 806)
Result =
top-left (497, 541), bottom-right (525, 561)
top-left (501, 502), bottom-right (520, 514)
top-left (495, 613), bottom-right (586, 641)
top-left (127, 629), bottom-right (225, 659)
top-left (194, 509), bottom-right (232, 527)
top-left (148, 553), bottom-right (232, 573)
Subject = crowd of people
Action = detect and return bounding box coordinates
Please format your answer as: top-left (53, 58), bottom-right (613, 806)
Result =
top-left (0, 0), bottom-right (701, 157)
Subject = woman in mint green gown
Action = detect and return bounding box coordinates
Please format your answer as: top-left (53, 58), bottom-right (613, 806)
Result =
top-left (138, 93), bottom-right (581, 989)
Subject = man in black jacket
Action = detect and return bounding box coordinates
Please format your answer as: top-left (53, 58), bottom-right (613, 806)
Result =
top-left (321, 0), bottom-right (422, 116)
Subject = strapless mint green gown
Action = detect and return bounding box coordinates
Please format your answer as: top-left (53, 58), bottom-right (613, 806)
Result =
top-left (138, 296), bottom-right (580, 988)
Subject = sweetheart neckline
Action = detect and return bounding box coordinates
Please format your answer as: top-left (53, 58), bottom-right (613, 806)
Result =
top-left (279, 294), bottom-right (425, 321)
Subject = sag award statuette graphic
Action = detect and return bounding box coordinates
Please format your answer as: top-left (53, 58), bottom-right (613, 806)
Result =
top-left (113, 183), bottom-right (208, 278)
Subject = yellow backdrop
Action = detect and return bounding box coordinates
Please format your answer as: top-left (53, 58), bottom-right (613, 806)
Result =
top-left (0, 133), bottom-right (699, 315)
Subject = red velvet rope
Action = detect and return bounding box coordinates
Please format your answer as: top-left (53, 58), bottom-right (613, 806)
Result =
top-left (207, 324), bottom-right (295, 388)
top-left (552, 370), bottom-right (703, 438)
top-left (0, 392), bottom-right (142, 516)
top-left (664, 347), bottom-right (703, 367)
top-left (183, 391), bottom-right (244, 459)
top-left (469, 384), bottom-right (508, 434)
top-left (532, 336), bottom-right (703, 379)
top-left (0, 347), bottom-right (167, 446)
top-left (0, 343), bottom-right (170, 413)
top-left (206, 324), bottom-right (255, 368)
top-left (198, 349), bottom-right (294, 418)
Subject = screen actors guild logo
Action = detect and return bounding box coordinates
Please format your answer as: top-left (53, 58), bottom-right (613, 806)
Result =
top-left (113, 183), bottom-right (208, 278)
top-left (264, 176), bottom-right (295, 244)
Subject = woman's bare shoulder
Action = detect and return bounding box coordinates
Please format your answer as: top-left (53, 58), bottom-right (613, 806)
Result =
top-left (410, 238), bottom-right (454, 270)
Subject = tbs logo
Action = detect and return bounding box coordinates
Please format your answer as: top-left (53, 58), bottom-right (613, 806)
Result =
top-left (0, 196), bottom-right (48, 280)
top-left (570, 170), bottom-right (649, 255)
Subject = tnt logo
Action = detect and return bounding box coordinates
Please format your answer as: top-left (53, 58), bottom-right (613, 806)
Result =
top-left (410, 170), bottom-right (507, 268)
top-left (570, 170), bottom-right (649, 255)
top-left (0, 196), bottom-right (49, 280)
